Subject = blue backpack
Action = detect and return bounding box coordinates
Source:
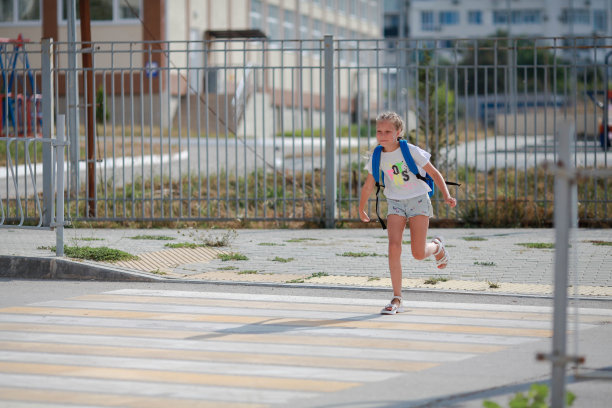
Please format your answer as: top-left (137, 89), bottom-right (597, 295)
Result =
top-left (371, 140), bottom-right (459, 229)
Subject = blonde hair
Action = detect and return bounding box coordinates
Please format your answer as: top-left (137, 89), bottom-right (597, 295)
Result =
top-left (376, 111), bottom-right (405, 139)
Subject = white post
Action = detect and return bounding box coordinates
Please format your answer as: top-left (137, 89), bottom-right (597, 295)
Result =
top-left (56, 115), bottom-right (66, 257)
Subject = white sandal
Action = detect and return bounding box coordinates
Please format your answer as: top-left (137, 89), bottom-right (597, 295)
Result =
top-left (432, 236), bottom-right (449, 269)
top-left (381, 296), bottom-right (404, 315)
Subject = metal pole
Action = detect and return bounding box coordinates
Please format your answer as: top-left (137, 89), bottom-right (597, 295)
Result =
top-left (79, 0), bottom-right (96, 217)
top-left (324, 35), bottom-right (336, 228)
top-left (67, 0), bottom-right (79, 199)
top-left (56, 115), bottom-right (66, 257)
top-left (41, 38), bottom-right (54, 227)
top-left (550, 120), bottom-right (575, 408)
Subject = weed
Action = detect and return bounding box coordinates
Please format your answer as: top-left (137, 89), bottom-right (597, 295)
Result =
top-left (307, 272), bottom-right (329, 279)
top-left (285, 238), bottom-right (320, 243)
top-left (164, 242), bottom-right (207, 249)
top-left (259, 242), bottom-right (285, 246)
top-left (338, 252), bottom-right (384, 257)
top-left (272, 257), bottom-right (294, 263)
top-left (488, 281), bottom-right (500, 289)
top-left (217, 266), bottom-right (238, 270)
top-left (130, 235), bottom-right (175, 240)
top-left (179, 228), bottom-right (237, 247)
top-left (517, 242), bottom-right (554, 249)
top-left (78, 237), bottom-right (104, 242)
top-left (218, 253), bottom-right (248, 261)
top-left (54, 246), bottom-right (138, 262)
top-left (474, 261), bottom-right (496, 266)
top-left (238, 270), bottom-right (258, 275)
top-left (368, 277), bottom-right (381, 281)
top-left (150, 269), bottom-right (167, 275)
top-left (424, 277), bottom-right (449, 285)
top-left (588, 240), bottom-right (612, 246)
top-left (402, 240), bottom-right (411, 245)
top-left (483, 383), bottom-right (575, 408)
top-left (37, 246), bottom-right (53, 250)
top-left (286, 278), bottom-right (305, 283)
top-left (462, 236), bottom-right (487, 241)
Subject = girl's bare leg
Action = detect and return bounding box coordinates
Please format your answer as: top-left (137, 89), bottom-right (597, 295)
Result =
top-left (408, 215), bottom-right (440, 260)
top-left (387, 214), bottom-right (406, 304)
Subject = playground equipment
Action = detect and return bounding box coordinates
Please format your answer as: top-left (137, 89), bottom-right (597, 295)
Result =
top-left (0, 34), bottom-right (42, 137)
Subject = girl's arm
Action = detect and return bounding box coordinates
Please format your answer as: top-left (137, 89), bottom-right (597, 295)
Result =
top-left (423, 162), bottom-right (457, 208)
top-left (358, 173), bottom-right (376, 222)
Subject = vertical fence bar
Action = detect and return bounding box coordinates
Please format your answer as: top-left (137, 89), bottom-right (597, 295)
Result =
top-left (56, 115), bottom-right (66, 257)
top-left (324, 35), bottom-right (336, 228)
top-left (42, 38), bottom-right (53, 227)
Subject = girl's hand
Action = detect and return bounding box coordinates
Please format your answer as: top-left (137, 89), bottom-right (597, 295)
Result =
top-left (359, 209), bottom-right (370, 223)
top-left (444, 196), bottom-right (457, 208)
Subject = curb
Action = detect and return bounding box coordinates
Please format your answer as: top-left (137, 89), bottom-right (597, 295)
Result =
top-left (0, 255), bottom-right (164, 282)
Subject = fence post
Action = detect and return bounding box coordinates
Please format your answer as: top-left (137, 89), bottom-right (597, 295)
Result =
top-left (56, 115), bottom-right (66, 257)
top-left (324, 35), bottom-right (336, 228)
top-left (550, 121), bottom-right (575, 408)
top-left (41, 38), bottom-right (54, 227)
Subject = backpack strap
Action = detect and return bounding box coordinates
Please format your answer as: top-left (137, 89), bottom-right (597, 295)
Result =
top-left (371, 145), bottom-right (386, 229)
top-left (399, 140), bottom-right (427, 182)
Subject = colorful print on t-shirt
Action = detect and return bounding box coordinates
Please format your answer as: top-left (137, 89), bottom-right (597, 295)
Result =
top-left (386, 160), bottom-right (411, 187)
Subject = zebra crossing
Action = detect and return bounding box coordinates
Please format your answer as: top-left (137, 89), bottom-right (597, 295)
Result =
top-left (0, 289), bottom-right (607, 407)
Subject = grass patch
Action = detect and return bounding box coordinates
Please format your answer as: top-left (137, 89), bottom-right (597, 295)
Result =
top-left (402, 240), bottom-right (411, 245)
top-left (130, 235), bottom-right (175, 241)
top-left (367, 276), bottom-right (381, 281)
top-left (237, 270), bottom-right (258, 275)
top-left (271, 256), bottom-right (294, 263)
top-left (307, 272), bottom-right (329, 279)
top-left (150, 269), bottom-right (167, 275)
top-left (488, 281), bottom-right (500, 289)
top-left (424, 277), bottom-right (449, 285)
top-left (77, 237), bottom-right (104, 242)
top-left (217, 266), bottom-right (238, 270)
top-left (56, 246), bottom-right (138, 262)
top-left (164, 242), bottom-right (207, 249)
top-left (338, 251), bottom-right (384, 257)
top-left (474, 261), bottom-right (496, 266)
top-left (286, 278), bottom-right (305, 283)
top-left (218, 252), bottom-right (248, 261)
top-left (462, 236), bottom-right (487, 241)
top-left (258, 242), bottom-right (285, 246)
top-left (285, 238), bottom-right (320, 243)
top-left (587, 240), bottom-right (612, 246)
top-left (516, 242), bottom-right (554, 249)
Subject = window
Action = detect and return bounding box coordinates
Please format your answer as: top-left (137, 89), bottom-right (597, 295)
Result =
top-left (61, 0), bottom-right (140, 22)
top-left (283, 10), bottom-right (295, 39)
top-left (300, 15), bottom-right (310, 40)
top-left (327, 0), bottom-right (335, 10)
top-left (250, 0), bottom-right (262, 29)
top-left (494, 9), bottom-right (541, 25)
top-left (0, 0), bottom-right (40, 23)
top-left (468, 10), bottom-right (481, 25)
top-left (421, 10), bottom-right (435, 31)
top-left (560, 8), bottom-right (590, 25)
top-left (439, 11), bottom-right (459, 25)
top-left (267, 5), bottom-right (280, 39)
top-left (350, 0), bottom-right (357, 16)
top-left (312, 19), bottom-right (322, 38)
top-left (594, 10), bottom-right (607, 32)
top-left (384, 14), bottom-right (399, 37)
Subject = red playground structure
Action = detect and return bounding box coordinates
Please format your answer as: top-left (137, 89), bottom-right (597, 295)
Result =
top-left (0, 34), bottom-right (42, 137)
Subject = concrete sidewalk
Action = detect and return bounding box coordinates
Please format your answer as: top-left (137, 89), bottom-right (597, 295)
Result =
top-left (1, 227), bottom-right (610, 298)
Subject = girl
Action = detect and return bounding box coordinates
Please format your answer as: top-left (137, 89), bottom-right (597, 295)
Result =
top-left (358, 112), bottom-right (457, 315)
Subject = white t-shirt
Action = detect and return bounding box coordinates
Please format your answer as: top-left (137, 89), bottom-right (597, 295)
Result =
top-left (366, 143), bottom-right (432, 200)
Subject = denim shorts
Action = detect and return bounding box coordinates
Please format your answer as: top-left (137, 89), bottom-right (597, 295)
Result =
top-left (387, 194), bottom-right (434, 219)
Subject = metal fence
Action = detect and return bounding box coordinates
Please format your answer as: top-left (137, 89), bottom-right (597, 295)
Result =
top-left (1, 36), bottom-right (610, 227)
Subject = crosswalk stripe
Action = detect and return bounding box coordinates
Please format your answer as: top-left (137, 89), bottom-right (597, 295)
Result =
top-left (0, 361), bottom-right (359, 393)
top-left (0, 306), bottom-right (553, 337)
top-left (70, 293), bottom-right (606, 323)
top-left (0, 322), bottom-right (504, 353)
top-left (0, 386), bottom-right (266, 408)
top-left (0, 341), bottom-right (436, 372)
top-left (0, 373), bottom-right (312, 404)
